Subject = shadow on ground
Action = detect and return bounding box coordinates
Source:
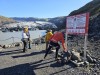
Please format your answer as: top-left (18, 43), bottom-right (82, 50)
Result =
top-left (50, 61), bottom-right (76, 68)
top-left (0, 63), bottom-right (36, 75)
top-left (0, 60), bottom-right (55, 75)
top-left (49, 61), bottom-right (76, 75)
top-left (12, 50), bottom-right (45, 58)
top-left (0, 56), bottom-right (76, 75)
top-left (0, 49), bottom-right (23, 56)
top-left (30, 59), bottom-right (55, 70)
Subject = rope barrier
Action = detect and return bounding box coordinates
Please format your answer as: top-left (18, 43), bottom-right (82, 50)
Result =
top-left (0, 37), bottom-right (21, 41)
top-left (12, 37), bottom-right (21, 39)
top-left (0, 37), bottom-right (12, 41)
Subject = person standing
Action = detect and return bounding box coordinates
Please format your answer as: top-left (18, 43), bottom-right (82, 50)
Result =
top-left (44, 31), bottom-right (67, 60)
top-left (45, 29), bottom-right (53, 50)
top-left (22, 26), bottom-right (31, 52)
top-left (26, 29), bottom-right (31, 49)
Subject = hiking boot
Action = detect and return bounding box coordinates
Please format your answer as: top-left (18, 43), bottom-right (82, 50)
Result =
top-left (55, 57), bottom-right (61, 60)
top-left (23, 50), bottom-right (26, 52)
top-left (55, 57), bottom-right (61, 63)
top-left (23, 49), bottom-right (27, 52)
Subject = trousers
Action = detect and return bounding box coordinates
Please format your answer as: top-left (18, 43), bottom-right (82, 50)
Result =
top-left (44, 41), bottom-right (60, 59)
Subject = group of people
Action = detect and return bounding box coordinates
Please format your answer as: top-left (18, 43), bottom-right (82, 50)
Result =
top-left (21, 26), bottom-right (68, 61)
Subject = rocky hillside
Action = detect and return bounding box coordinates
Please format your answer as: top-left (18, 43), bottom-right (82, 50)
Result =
top-left (69, 0), bottom-right (100, 16)
top-left (69, 0), bottom-right (100, 39)
top-left (0, 16), bottom-right (16, 27)
top-left (49, 0), bottom-right (100, 39)
top-left (48, 16), bottom-right (66, 30)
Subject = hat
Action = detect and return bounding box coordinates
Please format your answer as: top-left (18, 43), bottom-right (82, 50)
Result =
top-left (46, 29), bottom-right (52, 32)
top-left (24, 26), bottom-right (28, 28)
top-left (49, 29), bottom-right (52, 32)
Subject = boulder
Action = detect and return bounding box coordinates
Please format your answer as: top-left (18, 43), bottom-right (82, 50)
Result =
top-left (3, 45), bottom-right (9, 48)
top-left (70, 60), bottom-right (84, 67)
top-left (0, 47), bottom-right (3, 51)
top-left (86, 54), bottom-right (94, 63)
top-left (71, 51), bottom-right (81, 61)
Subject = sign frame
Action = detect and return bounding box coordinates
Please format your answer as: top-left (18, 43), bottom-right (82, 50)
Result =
top-left (66, 13), bottom-right (89, 35)
top-left (66, 13), bottom-right (89, 61)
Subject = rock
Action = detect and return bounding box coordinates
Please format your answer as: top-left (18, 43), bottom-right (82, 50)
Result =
top-left (72, 48), bottom-right (76, 51)
top-left (86, 54), bottom-right (94, 63)
top-left (70, 60), bottom-right (84, 67)
top-left (8, 45), bottom-right (11, 48)
top-left (93, 59), bottom-right (97, 63)
top-left (15, 43), bottom-right (20, 47)
top-left (33, 39), bottom-right (41, 45)
top-left (10, 44), bottom-right (15, 48)
top-left (0, 47), bottom-right (3, 51)
top-left (19, 42), bottom-right (23, 47)
top-left (0, 45), bottom-right (3, 47)
top-left (84, 61), bottom-right (89, 67)
top-left (3, 45), bottom-right (8, 48)
top-left (71, 51), bottom-right (81, 61)
top-left (41, 38), bottom-right (45, 43)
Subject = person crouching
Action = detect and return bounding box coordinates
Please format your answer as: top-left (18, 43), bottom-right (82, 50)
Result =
top-left (44, 31), bottom-right (67, 60)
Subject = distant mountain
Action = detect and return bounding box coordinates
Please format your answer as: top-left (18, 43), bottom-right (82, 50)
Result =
top-left (10, 17), bottom-right (57, 29)
top-left (0, 16), bottom-right (16, 27)
top-left (12, 17), bottom-right (48, 22)
top-left (12, 17), bottom-right (66, 30)
top-left (47, 16), bottom-right (66, 30)
top-left (1, 0), bottom-right (100, 40)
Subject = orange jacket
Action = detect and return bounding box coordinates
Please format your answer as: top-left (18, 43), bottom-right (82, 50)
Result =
top-left (50, 32), bottom-right (66, 50)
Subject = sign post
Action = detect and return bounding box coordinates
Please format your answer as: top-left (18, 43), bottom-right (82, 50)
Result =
top-left (84, 33), bottom-right (88, 61)
top-left (66, 13), bottom-right (89, 61)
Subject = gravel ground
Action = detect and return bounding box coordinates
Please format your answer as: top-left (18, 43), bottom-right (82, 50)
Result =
top-left (0, 41), bottom-right (100, 75)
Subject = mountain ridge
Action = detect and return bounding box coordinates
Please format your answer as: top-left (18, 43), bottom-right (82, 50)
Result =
top-left (0, 0), bottom-right (100, 39)
top-left (0, 16), bottom-right (16, 27)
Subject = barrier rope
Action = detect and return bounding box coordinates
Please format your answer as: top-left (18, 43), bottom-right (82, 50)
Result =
top-left (0, 37), bottom-right (21, 41)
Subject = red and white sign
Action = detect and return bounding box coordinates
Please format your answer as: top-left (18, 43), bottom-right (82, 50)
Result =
top-left (66, 13), bottom-right (89, 34)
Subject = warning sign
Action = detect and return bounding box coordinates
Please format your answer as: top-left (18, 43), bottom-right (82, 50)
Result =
top-left (66, 13), bottom-right (89, 34)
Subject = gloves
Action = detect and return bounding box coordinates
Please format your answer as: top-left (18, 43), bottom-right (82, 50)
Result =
top-left (63, 51), bottom-right (71, 57)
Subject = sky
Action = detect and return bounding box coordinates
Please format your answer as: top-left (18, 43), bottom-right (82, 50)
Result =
top-left (0, 0), bottom-right (92, 18)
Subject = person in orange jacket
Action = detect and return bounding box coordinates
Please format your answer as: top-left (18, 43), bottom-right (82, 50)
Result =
top-left (45, 29), bottom-right (53, 50)
top-left (44, 31), bottom-right (67, 60)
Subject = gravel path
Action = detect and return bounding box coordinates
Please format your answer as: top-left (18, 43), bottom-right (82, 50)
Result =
top-left (0, 43), bottom-right (100, 75)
